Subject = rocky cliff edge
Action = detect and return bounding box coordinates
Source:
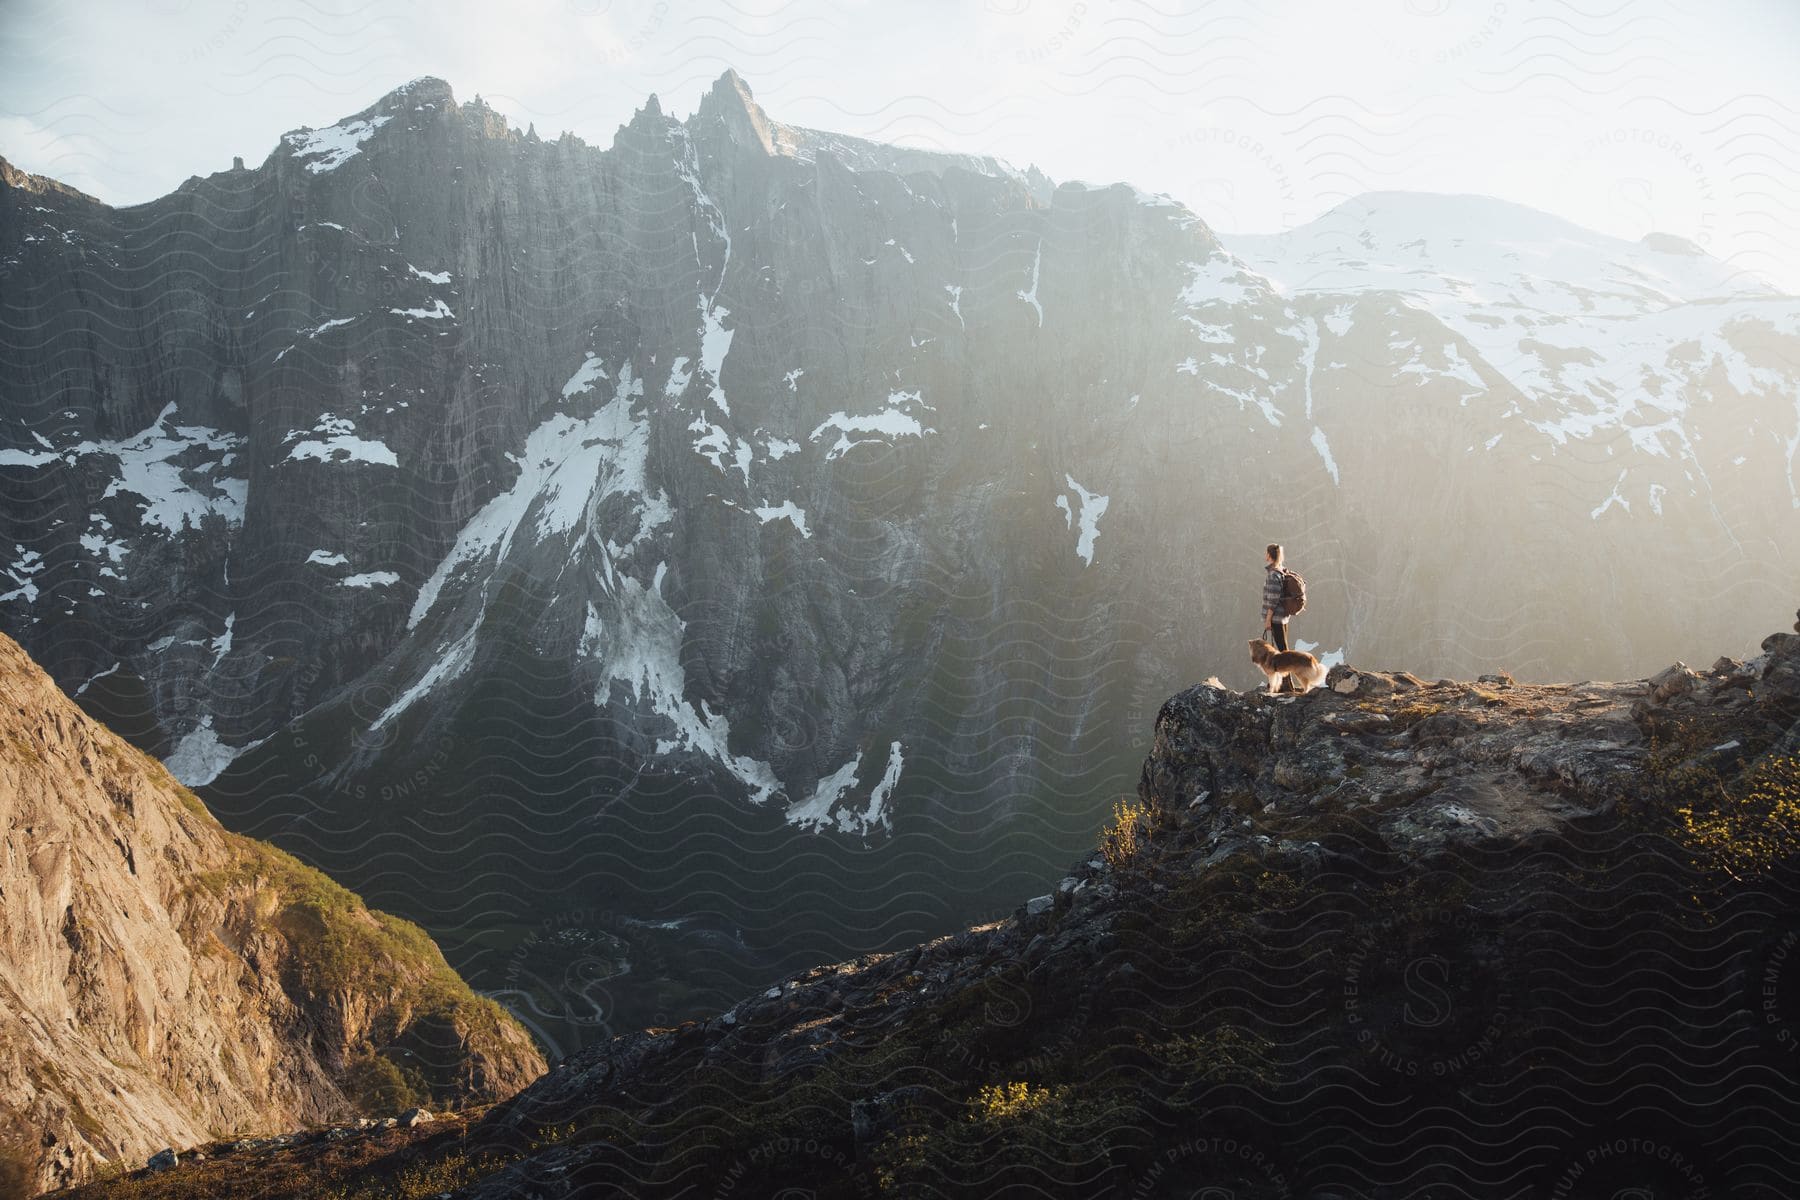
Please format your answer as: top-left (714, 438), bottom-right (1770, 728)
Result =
top-left (0, 634), bottom-right (545, 1194)
top-left (52, 616), bottom-right (1800, 1198)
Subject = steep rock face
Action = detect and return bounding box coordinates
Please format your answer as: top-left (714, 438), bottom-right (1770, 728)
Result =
top-left (63, 619), bottom-right (1800, 1197)
top-left (0, 634), bottom-right (544, 1193)
top-left (3, 71), bottom-right (1798, 1039)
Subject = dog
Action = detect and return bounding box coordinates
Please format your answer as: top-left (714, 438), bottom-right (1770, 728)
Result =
top-left (1248, 638), bottom-right (1327, 695)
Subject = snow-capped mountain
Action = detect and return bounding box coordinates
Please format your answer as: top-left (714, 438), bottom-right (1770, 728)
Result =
top-left (1229, 192), bottom-right (1798, 508)
top-left (3, 71), bottom-right (1795, 1040)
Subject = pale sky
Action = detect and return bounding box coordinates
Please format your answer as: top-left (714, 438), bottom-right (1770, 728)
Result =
top-left (2, 0), bottom-right (1797, 289)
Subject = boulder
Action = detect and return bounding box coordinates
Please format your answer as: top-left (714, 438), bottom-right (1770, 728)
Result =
top-left (1646, 662), bottom-right (1698, 703)
top-left (147, 1149), bottom-right (178, 1172)
top-left (1763, 632), bottom-right (1800, 659)
top-left (1341, 669), bottom-right (1401, 697)
top-left (1757, 637), bottom-right (1800, 718)
top-left (398, 1107), bottom-right (434, 1128)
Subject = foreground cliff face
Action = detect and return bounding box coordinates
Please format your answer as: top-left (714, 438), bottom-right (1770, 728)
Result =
top-left (0, 634), bottom-right (545, 1194)
top-left (67, 618), bottom-right (1800, 1198)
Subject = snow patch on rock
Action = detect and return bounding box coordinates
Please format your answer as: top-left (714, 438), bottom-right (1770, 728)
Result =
top-left (813, 402), bottom-right (928, 460)
top-left (284, 416), bottom-right (398, 468)
top-left (390, 299), bottom-right (454, 321)
top-left (1591, 469), bottom-right (1631, 519)
top-left (0, 546), bottom-right (44, 604)
top-left (1310, 426), bottom-right (1340, 485)
top-left (166, 715), bottom-right (267, 787)
top-left (409, 360), bottom-right (665, 631)
top-left (1294, 638), bottom-right (1347, 671)
top-left (285, 115), bottom-right (391, 174)
top-left (1017, 240), bottom-right (1043, 327)
top-left (587, 566), bottom-right (783, 807)
top-left (786, 753), bottom-right (865, 832)
top-left (42, 405), bottom-right (251, 536)
top-left (752, 501), bottom-right (812, 538)
top-left (342, 571), bottom-right (401, 589)
top-left (562, 353), bottom-right (609, 399)
top-left (1054, 475), bottom-right (1109, 566)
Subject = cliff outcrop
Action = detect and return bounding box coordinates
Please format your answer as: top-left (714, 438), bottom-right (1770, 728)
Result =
top-left (0, 634), bottom-right (544, 1194)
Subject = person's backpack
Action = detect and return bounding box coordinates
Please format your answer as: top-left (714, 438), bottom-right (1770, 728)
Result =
top-left (1278, 569), bottom-right (1306, 618)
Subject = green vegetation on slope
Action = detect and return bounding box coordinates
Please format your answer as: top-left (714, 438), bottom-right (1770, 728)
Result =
top-left (188, 835), bottom-right (524, 1109)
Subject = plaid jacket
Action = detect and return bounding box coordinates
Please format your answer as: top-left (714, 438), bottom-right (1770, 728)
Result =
top-left (1262, 565), bottom-right (1287, 622)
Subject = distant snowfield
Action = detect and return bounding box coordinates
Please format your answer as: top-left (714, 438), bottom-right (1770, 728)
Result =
top-left (1228, 192), bottom-right (1771, 317)
top-left (91, 406), bottom-right (248, 533)
top-left (1177, 253), bottom-right (1269, 310)
top-left (1223, 191), bottom-right (1799, 509)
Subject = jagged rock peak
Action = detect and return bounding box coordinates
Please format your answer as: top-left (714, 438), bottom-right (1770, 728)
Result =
top-left (613, 91), bottom-right (677, 149)
top-left (0, 155), bottom-right (96, 202)
top-left (274, 75), bottom-right (468, 174)
top-left (705, 66), bottom-right (756, 107)
top-left (631, 91), bottom-right (665, 125)
top-left (388, 75), bottom-right (455, 104)
top-left (692, 67), bottom-right (777, 155)
top-left (305, 75), bottom-right (457, 130)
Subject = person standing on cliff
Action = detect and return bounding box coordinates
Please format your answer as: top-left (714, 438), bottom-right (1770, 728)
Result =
top-left (1260, 542), bottom-right (1305, 653)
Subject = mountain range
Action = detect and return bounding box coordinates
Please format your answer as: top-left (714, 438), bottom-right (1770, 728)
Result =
top-left (2, 69), bottom-right (1796, 1047)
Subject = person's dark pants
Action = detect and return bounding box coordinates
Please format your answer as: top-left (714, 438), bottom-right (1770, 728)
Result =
top-left (1269, 621), bottom-right (1289, 652)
